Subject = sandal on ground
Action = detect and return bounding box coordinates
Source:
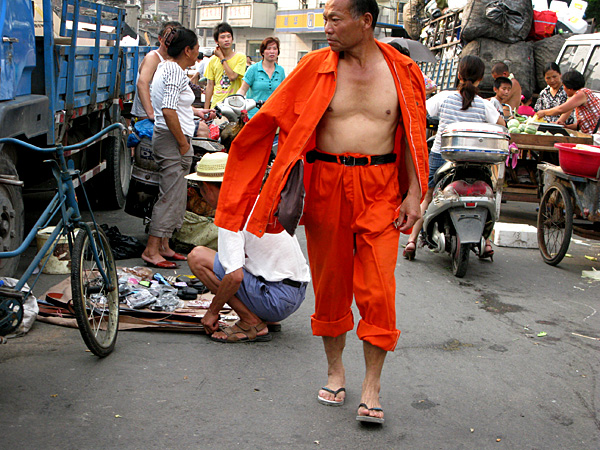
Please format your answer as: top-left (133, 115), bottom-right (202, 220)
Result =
top-left (479, 243), bottom-right (494, 261)
top-left (317, 387), bottom-right (346, 406)
top-left (356, 403), bottom-right (385, 424)
top-left (210, 320), bottom-right (272, 343)
top-left (142, 256), bottom-right (178, 269)
top-left (161, 252), bottom-right (187, 261)
top-left (403, 240), bottom-right (417, 261)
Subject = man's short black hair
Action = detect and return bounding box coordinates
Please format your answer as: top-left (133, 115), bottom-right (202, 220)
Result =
top-left (348, 0), bottom-right (379, 29)
top-left (213, 22), bottom-right (233, 42)
top-left (492, 61), bottom-right (509, 75)
top-left (562, 70), bottom-right (586, 91)
top-left (493, 76), bottom-right (512, 90)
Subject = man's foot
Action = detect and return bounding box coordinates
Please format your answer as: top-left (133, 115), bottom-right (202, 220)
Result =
top-left (356, 403), bottom-right (385, 424)
top-left (209, 320), bottom-right (272, 343)
top-left (317, 386), bottom-right (346, 406)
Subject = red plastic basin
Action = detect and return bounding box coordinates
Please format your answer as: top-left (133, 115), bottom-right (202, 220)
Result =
top-left (555, 142), bottom-right (600, 179)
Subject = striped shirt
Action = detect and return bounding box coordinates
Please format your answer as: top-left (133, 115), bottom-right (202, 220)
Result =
top-left (575, 88), bottom-right (600, 135)
top-left (426, 91), bottom-right (500, 154)
top-left (151, 61), bottom-right (195, 136)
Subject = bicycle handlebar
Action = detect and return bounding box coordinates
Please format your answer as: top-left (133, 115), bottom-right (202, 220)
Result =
top-left (0, 123), bottom-right (125, 153)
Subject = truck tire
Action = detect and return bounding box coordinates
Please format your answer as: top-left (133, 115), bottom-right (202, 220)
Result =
top-left (102, 125), bottom-right (131, 209)
top-left (0, 152), bottom-right (24, 277)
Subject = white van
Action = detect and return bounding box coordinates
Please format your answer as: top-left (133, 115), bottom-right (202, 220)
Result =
top-left (556, 33), bottom-right (600, 93)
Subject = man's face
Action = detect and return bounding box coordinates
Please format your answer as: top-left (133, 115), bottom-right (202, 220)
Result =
top-left (198, 182), bottom-right (219, 208)
top-left (217, 32), bottom-right (233, 49)
top-left (495, 83), bottom-right (511, 101)
top-left (323, 0), bottom-right (367, 52)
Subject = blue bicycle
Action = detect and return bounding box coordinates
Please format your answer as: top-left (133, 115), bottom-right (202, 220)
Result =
top-left (0, 124), bottom-right (122, 356)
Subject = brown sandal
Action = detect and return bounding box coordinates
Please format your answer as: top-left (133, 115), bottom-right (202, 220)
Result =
top-left (210, 320), bottom-right (272, 343)
top-left (403, 240), bottom-right (417, 261)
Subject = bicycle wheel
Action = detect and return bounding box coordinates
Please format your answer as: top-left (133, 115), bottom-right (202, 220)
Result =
top-left (537, 183), bottom-right (573, 266)
top-left (71, 224), bottom-right (119, 356)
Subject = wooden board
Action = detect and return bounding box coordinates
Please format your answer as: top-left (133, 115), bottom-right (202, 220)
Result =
top-left (510, 132), bottom-right (593, 151)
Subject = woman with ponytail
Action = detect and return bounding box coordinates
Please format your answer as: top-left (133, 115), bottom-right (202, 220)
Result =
top-left (141, 27), bottom-right (213, 268)
top-left (403, 55), bottom-right (505, 261)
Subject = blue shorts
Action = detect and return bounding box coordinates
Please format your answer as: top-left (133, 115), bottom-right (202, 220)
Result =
top-left (428, 152), bottom-right (446, 188)
top-left (213, 254), bottom-right (307, 322)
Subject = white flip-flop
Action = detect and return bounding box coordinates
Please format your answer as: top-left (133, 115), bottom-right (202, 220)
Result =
top-left (317, 387), bottom-right (346, 406)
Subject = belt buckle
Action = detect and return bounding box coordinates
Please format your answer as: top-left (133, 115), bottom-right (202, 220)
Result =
top-left (338, 155), bottom-right (353, 166)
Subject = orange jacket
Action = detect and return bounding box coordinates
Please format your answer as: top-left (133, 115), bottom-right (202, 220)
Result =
top-left (215, 41), bottom-right (429, 237)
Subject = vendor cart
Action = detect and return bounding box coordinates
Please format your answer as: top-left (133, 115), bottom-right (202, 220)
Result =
top-left (500, 129), bottom-right (593, 203)
top-left (536, 162), bottom-right (600, 266)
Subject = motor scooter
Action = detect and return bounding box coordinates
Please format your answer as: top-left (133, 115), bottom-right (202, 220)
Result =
top-left (420, 122), bottom-right (509, 277)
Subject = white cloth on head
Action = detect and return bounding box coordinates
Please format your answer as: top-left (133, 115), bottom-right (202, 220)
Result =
top-left (217, 200), bottom-right (311, 283)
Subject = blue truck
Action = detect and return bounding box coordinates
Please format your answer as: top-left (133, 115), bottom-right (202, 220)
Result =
top-left (0, 0), bottom-right (152, 274)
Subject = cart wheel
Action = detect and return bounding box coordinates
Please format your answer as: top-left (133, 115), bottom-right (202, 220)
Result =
top-left (537, 183), bottom-right (573, 266)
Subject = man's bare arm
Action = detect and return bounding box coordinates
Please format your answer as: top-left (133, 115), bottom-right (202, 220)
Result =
top-left (222, 59), bottom-right (240, 81)
top-left (204, 79), bottom-right (215, 109)
top-left (395, 142), bottom-right (422, 232)
top-left (202, 269), bottom-right (243, 333)
top-left (136, 53), bottom-right (161, 120)
top-left (507, 79), bottom-right (522, 111)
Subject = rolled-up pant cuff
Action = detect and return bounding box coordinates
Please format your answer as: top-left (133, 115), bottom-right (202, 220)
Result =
top-left (357, 319), bottom-right (400, 352)
top-left (311, 310), bottom-right (354, 337)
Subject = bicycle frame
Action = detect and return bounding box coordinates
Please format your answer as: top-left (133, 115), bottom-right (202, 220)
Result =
top-left (0, 123), bottom-right (124, 295)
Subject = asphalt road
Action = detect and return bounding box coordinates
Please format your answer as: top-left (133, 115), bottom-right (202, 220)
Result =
top-left (1, 198), bottom-right (599, 449)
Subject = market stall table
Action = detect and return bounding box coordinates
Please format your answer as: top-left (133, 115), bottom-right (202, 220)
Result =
top-left (498, 130), bottom-right (593, 203)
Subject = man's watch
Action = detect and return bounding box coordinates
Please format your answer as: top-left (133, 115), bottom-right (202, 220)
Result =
top-left (221, 58), bottom-right (227, 65)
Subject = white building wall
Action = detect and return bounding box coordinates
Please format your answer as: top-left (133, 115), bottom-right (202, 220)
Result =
top-left (197, 0), bottom-right (398, 76)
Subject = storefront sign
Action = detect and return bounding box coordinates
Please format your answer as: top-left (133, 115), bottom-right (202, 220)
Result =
top-left (275, 9), bottom-right (324, 32)
top-left (200, 7), bottom-right (222, 21)
top-left (229, 5), bottom-right (251, 19)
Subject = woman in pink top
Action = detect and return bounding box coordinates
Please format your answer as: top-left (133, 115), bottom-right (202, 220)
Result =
top-left (536, 70), bottom-right (600, 135)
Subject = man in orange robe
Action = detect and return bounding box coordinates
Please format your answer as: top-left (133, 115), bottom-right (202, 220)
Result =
top-left (213, 0), bottom-right (428, 423)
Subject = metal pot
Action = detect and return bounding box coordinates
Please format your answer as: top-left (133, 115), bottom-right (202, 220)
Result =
top-left (440, 122), bottom-right (510, 163)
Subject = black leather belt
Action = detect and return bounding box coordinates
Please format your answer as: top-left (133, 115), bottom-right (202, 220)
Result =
top-left (257, 276), bottom-right (303, 288)
top-left (306, 150), bottom-right (396, 166)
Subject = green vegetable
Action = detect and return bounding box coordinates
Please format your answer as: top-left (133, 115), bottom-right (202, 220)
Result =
top-left (508, 127), bottom-right (520, 134)
top-left (555, 133), bottom-right (563, 136)
top-left (525, 125), bottom-right (538, 134)
top-left (507, 119), bottom-right (520, 129)
top-left (519, 124), bottom-right (526, 131)
top-left (535, 131), bottom-right (545, 135)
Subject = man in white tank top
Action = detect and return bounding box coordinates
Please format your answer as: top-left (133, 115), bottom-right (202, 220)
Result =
top-left (131, 21), bottom-right (181, 120)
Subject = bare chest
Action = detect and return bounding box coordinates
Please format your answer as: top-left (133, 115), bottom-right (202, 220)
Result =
top-left (327, 60), bottom-right (399, 121)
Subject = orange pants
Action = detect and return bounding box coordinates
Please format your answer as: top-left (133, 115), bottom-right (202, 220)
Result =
top-left (303, 151), bottom-right (402, 351)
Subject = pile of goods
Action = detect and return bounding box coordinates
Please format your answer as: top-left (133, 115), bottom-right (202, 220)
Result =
top-left (506, 115), bottom-right (564, 136)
